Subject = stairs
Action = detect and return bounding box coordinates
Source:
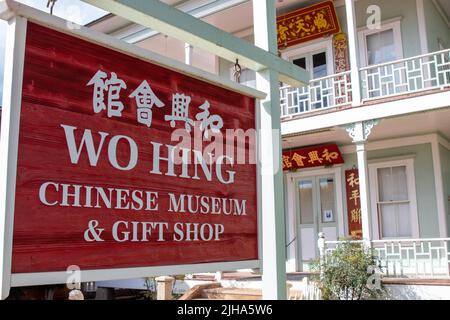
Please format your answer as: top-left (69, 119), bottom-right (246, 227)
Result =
top-left (178, 275), bottom-right (321, 300)
top-left (179, 283), bottom-right (261, 300)
top-left (200, 288), bottom-right (261, 300)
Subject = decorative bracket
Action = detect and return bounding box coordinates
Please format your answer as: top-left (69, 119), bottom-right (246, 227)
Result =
top-left (344, 119), bottom-right (380, 143)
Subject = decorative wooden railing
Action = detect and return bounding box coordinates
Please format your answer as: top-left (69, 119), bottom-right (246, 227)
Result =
top-left (280, 71), bottom-right (352, 118)
top-left (322, 236), bottom-right (450, 278)
top-left (280, 49), bottom-right (450, 118)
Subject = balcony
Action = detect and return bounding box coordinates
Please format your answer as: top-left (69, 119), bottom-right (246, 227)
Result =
top-left (280, 48), bottom-right (450, 120)
top-left (280, 71), bottom-right (353, 117)
top-left (323, 237), bottom-right (450, 279)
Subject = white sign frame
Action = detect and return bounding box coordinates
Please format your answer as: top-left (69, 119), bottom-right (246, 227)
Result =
top-left (0, 2), bottom-right (264, 299)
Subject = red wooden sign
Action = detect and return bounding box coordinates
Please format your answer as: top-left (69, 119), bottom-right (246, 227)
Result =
top-left (11, 22), bottom-right (258, 274)
top-left (277, 0), bottom-right (341, 49)
top-left (345, 169), bottom-right (362, 239)
top-left (282, 144), bottom-right (344, 171)
top-left (333, 32), bottom-right (350, 73)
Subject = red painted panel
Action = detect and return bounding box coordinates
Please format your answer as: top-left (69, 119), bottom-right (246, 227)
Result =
top-left (282, 144), bottom-right (344, 171)
top-left (277, 0), bottom-right (341, 49)
top-left (12, 22), bottom-right (257, 273)
top-left (345, 169), bottom-right (362, 239)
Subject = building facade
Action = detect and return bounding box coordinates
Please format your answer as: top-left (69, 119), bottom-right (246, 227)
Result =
top-left (88, 0), bottom-right (450, 278)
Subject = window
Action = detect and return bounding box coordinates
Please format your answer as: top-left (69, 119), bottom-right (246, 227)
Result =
top-left (281, 40), bottom-right (333, 112)
top-left (369, 159), bottom-right (419, 239)
top-left (293, 57), bottom-right (306, 69)
top-left (290, 49), bottom-right (331, 110)
top-left (377, 166), bottom-right (411, 237)
top-left (366, 29), bottom-right (396, 65)
top-left (319, 177), bottom-right (336, 223)
top-left (312, 52), bottom-right (328, 78)
top-left (358, 19), bottom-right (403, 67)
top-left (292, 50), bottom-right (329, 79)
top-left (299, 180), bottom-right (314, 224)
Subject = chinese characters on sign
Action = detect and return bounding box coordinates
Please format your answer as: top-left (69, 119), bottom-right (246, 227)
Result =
top-left (332, 32), bottom-right (351, 105)
top-left (129, 80), bottom-right (165, 127)
top-left (87, 71), bottom-right (224, 135)
top-left (276, 0), bottom-right (341, 49)
top-left (282, 144), bottom-right (344, 171)
top-left (345, 169), bottom-right (363, 239)
top-left (333, 32), bottom-right (350, 73)
top-left (12, 22), bottom-right (258, 274)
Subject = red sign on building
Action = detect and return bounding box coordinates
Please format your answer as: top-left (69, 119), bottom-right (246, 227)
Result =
top-left (333, 32), bottom-right (350, 73)
top-left (277, 0), bottom-right (341, 49)
top-left (10, 22), bottom-right (258, 276)
top-left (345, 169), bottom-right (363, 239)
top-left (282, 144), bottom-right (344, 171)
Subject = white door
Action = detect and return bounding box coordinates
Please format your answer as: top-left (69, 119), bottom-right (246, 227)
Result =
top-left (296, 175), bottom-right (338, 271)
top-left (291, 50), bottom-right (331, 111)
top-left (292, 50), bottom-right (329, 79)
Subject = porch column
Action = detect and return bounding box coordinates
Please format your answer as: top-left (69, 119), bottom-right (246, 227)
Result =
top-left (184, 43), bottom-right (193, 65)
top-left (252, 0), bottom-right (287, 300)
top-left (345, 120), bottom-right (379, 242)
top-left (344, 0), bottom-right (362, 106)
top-left (356, 142), bottom-right (371, 241)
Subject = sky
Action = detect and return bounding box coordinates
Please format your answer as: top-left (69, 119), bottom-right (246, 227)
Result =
top-left (0, 0), bottom-right (108, 103)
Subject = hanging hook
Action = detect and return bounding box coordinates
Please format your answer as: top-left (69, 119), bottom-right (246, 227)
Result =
top-left (233, 59), bottom-right (242, 83)
top-left (46, 0), bottom-right (57, 15)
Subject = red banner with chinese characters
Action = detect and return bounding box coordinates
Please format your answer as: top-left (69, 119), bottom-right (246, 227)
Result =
top-left (277, 0), bottom-right (341, 49)
top-left (282, 144), bottom-right (344, 171)
top-left (345, 169), bottom-right (362, 239)
top-left (333, 32), bottom-right (350, 73)
top-left (11, 22), bottom-right (258, 274)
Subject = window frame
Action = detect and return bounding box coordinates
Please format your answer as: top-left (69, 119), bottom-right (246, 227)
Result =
top-left (281, 39), bottom-right (334, 79)
top-left (368, 158), bottom-right (419, 240)
top-left (358, 18), bottom-right (404, 67)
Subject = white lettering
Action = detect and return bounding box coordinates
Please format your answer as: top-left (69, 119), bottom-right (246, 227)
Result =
top-left (108, 135), bottom-right (138, 171)
top-left (61, 124), bottom-right (108, 166)
top-left (112, 221), bottom-right (129, 242)
top-left (39, 182), bottom-right (59, 206)
top-left (216, 155), bottom-right (235, 184)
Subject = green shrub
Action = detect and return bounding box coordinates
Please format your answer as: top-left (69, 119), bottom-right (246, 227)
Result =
top-left (311, 241), bottom-right (385, 300)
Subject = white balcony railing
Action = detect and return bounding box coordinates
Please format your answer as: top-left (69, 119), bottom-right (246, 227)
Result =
top-left (323, 238), bottom-right (450, 279)
top-left (361, 48), bottom-right (450, 101)
top-left (281, 49), bottom-right (450, 118)
top-left (280, 71), bottom-right (352, 118)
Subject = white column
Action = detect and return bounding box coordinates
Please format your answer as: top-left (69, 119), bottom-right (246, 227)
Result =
top-left (416, 0), bottom-right (429, 55)
top-left (184, 43), bottom-right (193, 65)
top-left (252, 0), bottom-right (287, 300)
top-left (345, 120), bottom-right (379, 242)
top-left (286, 175), bottom-right (298, 272)
top-left (356, 142), bottom-right (371, 241)
top-left (345, 0), bottom-right (362, 106)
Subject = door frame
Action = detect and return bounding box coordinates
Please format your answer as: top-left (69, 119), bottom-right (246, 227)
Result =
top-left (286, 166), bottom-right (345, 271)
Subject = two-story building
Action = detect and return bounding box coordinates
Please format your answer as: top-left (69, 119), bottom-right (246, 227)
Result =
top-left (87, 0), bottom-right (450, 280)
